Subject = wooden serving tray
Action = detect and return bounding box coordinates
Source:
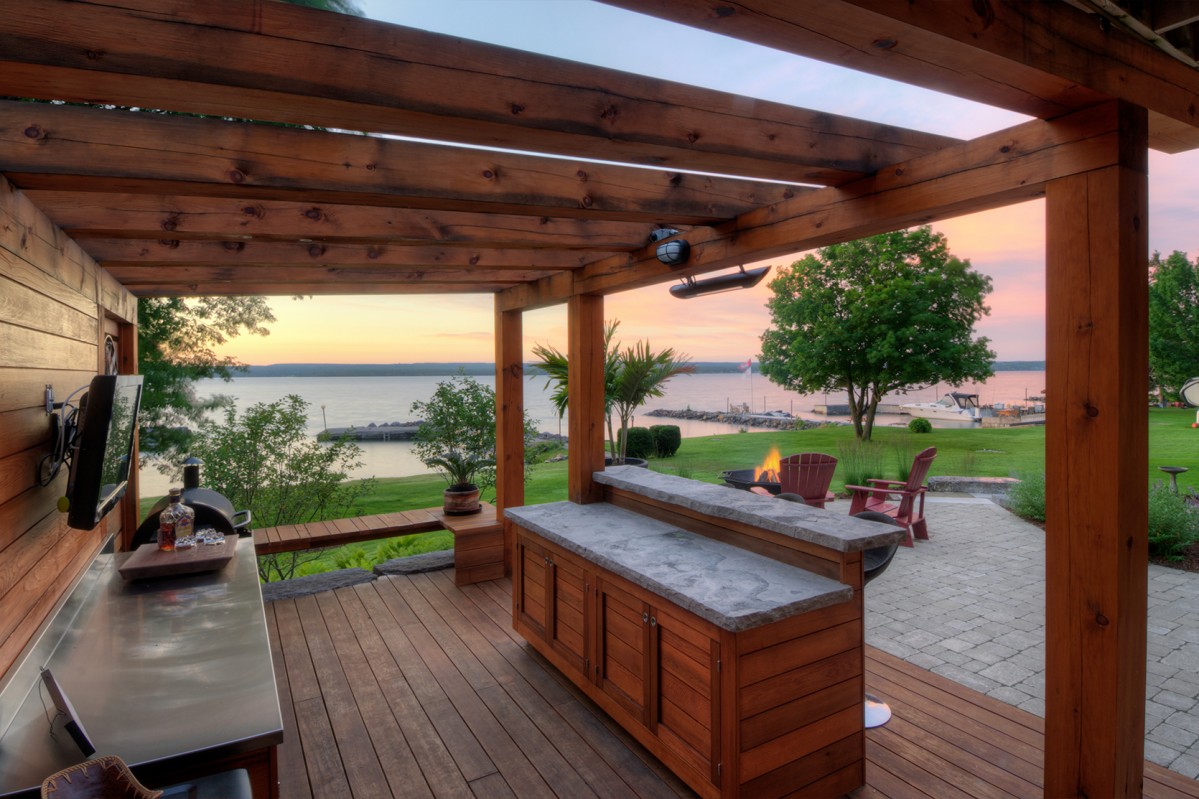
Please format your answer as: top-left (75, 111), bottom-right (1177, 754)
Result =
top-left (118, 536), bottom-right (237, 580)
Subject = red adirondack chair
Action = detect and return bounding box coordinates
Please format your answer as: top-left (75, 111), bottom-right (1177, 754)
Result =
top-left (846, 447), bottom-right (937, 547)
top-left (778, 452), bottom-right (838, 508)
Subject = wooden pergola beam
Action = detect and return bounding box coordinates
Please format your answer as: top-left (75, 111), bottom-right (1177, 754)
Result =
top-left (106, 265), bottom-right (551, 287)
top-left (601, 0), bottom-right (1199, 153)
top-left (126, 281), bottom-right (512, 298)
top-left (0, 0), bottom-right (960, 186)
top-left (24, 192), bottom-right (675, 251)
top-left (499, 103), bottom-right (1127, 311)
top-left (0, 101), bottom-right (799, 225)
top-left (81, 239), bottom-right (599, 271)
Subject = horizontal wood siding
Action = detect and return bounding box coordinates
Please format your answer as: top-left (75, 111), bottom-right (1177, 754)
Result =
top-left (0, 175), bottom-right (135, 680)
top-left (737, 597), bottom-right (863, 793)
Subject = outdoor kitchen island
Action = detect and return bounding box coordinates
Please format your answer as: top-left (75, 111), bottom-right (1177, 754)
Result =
top-left (506, 466), bottom-right (905, 799)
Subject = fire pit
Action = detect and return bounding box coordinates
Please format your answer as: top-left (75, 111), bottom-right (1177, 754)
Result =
top-left (721, 468), bottom-right (781, 494)
top-left (722, 445), bottom-right (784, 494)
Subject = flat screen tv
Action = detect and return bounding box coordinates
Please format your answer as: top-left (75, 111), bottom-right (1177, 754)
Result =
top-left (64, 374), bottom-right (144, 531)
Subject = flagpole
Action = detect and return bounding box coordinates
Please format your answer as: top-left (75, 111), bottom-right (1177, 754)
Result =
top-left (748, 358), bottom-right (754, 413)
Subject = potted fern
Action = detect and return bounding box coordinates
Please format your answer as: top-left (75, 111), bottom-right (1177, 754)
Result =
top-left (427, 449), bottom-right (493, 515)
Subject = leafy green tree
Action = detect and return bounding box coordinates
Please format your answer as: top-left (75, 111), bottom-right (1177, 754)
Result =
top-left (188, 394), bottom-right (375, 582)
top-left (531, 320), bottom-right (693, 462)
top-left (759, 227), bottom-right (994, 441)
top-left (138, 297), bottom-right (275, 463)
top-left (1149, 250), bottom-right (1199, 402)
top-left (410, 374), bottom-right (537, 496)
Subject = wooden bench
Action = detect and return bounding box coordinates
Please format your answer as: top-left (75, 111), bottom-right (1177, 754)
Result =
top-left (252, 502), bottom-right (504, 586)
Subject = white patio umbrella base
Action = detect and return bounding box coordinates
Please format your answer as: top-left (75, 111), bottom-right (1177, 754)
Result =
top-left (864, 693), bottom-right (892, 728)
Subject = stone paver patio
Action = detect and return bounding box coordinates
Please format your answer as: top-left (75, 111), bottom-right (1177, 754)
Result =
top-left (865, 495), bottom-right (1199, 778)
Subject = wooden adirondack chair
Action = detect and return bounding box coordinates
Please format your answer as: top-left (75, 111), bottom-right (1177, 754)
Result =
top-left (845, 447), bottom-right (937, 547)
top-left (778, 452), bottom-right (838, 508)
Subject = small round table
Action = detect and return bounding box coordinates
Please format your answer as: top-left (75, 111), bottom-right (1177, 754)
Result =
top-left (1159, 465), bottom-right (1189, 494)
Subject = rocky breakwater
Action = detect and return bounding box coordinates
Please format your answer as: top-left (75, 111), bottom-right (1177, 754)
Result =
top-left (643, 408), bottom-right (842, 431)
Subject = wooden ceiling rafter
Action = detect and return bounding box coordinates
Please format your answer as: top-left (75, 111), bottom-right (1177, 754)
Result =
top-left (22, 192), bottom-right (678, 251)
top-left (0, 100), bottom-right (800, 225)
top-left (0, 0), bottom-right (960, 187)
top-left (81, 239), bottom-right (599, 271)
top-left (127, 281), bottom-right (518, 297)
top-left (599, 0), bottom-right (1199, 153)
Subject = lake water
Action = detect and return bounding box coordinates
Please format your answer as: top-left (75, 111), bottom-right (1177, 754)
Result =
top-left (139, 370), bottom-right (1046, 493)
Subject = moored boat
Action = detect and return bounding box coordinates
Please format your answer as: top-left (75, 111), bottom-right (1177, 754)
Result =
top-left (900, 392), bottom-right (984, 422)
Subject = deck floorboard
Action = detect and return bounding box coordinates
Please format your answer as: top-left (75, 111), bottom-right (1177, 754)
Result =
top-left (266, 575), bottom-right (1199, 798)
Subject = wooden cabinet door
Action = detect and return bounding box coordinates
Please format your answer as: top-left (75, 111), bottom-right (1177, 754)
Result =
top-left (547, 548), bottom-right (588, 674)
top-left (650, 603), bottom-right (721, 786)
top-left (595, 577), bottom-right (650, 725)
top-left (514, 534), bottom-right (549, 639)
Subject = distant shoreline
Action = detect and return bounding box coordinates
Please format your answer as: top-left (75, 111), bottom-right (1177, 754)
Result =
top-left (241, 360), bottom-right (1046, 378)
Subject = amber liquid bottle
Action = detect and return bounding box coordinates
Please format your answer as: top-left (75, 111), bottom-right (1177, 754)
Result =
top-left (158, 488), bottom-right (185, 551)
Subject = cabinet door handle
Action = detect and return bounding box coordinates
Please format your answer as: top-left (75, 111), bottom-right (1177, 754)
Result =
top-left (642, 612), bottom-right (649, 624)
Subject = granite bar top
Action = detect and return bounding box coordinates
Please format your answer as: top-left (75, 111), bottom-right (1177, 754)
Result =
top-left (595, 466), bottom-right (905, 553)
top-left (505, 501), bottom-right (852, 632)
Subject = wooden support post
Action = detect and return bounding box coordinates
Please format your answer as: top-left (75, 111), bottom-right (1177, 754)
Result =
top-left (1044, 101), bottom-right (1149, 798)
top-left (494, 301), bottom-right (524, 574)
top-left (567, 294), bottom-right (605, 504)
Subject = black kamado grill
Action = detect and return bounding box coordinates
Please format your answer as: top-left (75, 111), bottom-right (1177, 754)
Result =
top-left (133, 458), bottom-right (252, 548)
top-left (721, 468), bottom-right (782, 495)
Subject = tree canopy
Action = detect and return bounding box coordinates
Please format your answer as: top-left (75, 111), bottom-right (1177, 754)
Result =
top-left (1149, 250), bottom-right (1199, 401)
top-left (758, 227), bottom-right (995, 440)
top-left (138, 297), bottom-right (275, 462)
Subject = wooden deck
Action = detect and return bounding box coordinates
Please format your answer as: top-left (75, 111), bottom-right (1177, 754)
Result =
top-left (266, 573), bottom-right (1199, 799)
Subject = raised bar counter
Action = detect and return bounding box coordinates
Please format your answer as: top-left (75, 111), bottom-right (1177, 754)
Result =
top-left (506, 467), bottom-right (905, 798)
top-left (595, 466), bottom-right (901, 551)
top-left (507, 501), bottom-right (851, 632)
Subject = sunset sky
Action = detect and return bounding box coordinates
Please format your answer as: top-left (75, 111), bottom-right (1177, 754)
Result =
top-left (215, 0), bottom-right (1199, 366)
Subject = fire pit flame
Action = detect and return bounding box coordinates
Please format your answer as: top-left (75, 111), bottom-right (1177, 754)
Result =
top-left (753, 445), bottom-right (782, 484)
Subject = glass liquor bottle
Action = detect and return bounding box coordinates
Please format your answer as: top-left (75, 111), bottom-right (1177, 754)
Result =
top-left (157, 488), bottom-right (192, 551)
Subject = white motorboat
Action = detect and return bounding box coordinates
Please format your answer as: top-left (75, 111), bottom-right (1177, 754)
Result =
top-left (900, 392), bottom-right (983, 422)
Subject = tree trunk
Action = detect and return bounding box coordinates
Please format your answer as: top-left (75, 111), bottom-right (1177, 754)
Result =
top-left (845, 381), bottom-right (867, 440)
top-left (863, 393), bottom-right (881, 441)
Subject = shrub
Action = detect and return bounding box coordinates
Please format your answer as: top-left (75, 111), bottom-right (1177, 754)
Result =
top-left (908, 417), bottom-right (933, 434)
top-left (620, 426), bottom-right (655, 459)
top-left (650, 424), bottom-right (682, 457)
top-left (1148, 483), bottom-right (1199, 559)
top-left (1006, 471), bottom-right (1045, 522)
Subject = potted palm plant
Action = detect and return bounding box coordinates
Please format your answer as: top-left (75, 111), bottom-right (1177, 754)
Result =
top-left (427, 449), bottom-right (493, 515)
top-left (532, 320), bottom-right (693, 466)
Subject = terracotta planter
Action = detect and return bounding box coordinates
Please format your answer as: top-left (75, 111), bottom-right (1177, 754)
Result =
top-left (443, 483), bottom-right (481, 515)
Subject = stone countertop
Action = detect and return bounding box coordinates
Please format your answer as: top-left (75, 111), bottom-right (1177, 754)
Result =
top-left (505, 501), bottom-right (852, 632)
top-left (595, 466), bottom-right (905, 552)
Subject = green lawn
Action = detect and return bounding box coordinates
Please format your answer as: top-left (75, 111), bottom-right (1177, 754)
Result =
top-left (141, 409), bottom-right (1199, 580)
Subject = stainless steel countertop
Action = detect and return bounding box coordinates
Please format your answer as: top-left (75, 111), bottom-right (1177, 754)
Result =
top-left (0, 538), bottom-right (282, 796)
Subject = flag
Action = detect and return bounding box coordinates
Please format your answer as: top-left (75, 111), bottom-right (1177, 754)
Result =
top-left (738, 358), bottom-right (752, 373)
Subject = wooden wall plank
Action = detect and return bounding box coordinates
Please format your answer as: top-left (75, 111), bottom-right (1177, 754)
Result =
top-left (0, 322), bottom-right (97, 370)
top-left (1044, 101), bottom-right (1149, 798)
top-left (0, 177), bottom-right (95, 301)
top-left (0, 272), bottom-right (99, 344)
top-left (0, 175), bottom-right (126, 686)
top-left (566, 294), bottom-right (605, 504)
